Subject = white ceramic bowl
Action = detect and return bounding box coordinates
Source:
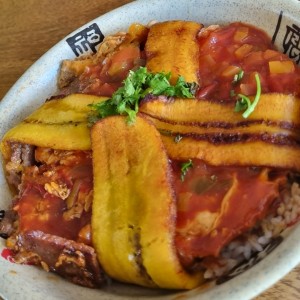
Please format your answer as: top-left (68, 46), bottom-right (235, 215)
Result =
top-left (1, 0), bottom-right (300, 299)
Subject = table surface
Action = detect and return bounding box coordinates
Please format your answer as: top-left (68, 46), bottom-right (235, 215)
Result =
top-left (0, 0), bottom-right (299, 299)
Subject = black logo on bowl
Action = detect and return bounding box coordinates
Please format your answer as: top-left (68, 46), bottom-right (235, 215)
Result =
top-left (66, 23), bottom-right (104, 57)
top-left (216, 236), bottom-right (283, 285)
top-left (283, 24), bottom-right (300, 64)
top-left (272, 11), bottom-right (300, 64)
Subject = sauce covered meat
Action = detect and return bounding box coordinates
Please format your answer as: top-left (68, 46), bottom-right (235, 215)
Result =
top-left (15, 148), bottom-right (93, 241)
top-left (3, 147), bottom-right (104, 287)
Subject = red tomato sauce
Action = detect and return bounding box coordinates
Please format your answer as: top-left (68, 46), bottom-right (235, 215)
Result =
top-left (171, 159), bottom-right (286, 265)
top-left (78, 45), bottom-right (144, 96)
top-left (11, 152), bottom-right (287, 268)
top-left (197, 22), bottom-right (300, 101)
top-left (14, 150), bottom-right (93, 243)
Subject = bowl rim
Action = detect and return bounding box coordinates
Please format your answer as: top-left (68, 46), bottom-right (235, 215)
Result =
top-left (1, 0), bottom-right (300, 299)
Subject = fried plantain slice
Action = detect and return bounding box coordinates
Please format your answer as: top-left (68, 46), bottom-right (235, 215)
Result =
top-left (140, 94), bottom-right (300, 126)
top-left (91, 115), bottom-right (203, 289)
top-left (139, 94), bottom-right (300, 170)
top-left (145, 21), bottom-right (201, 84)
top-left (1, 94), bottom-right (107, 160)
top-left (161, 135), bottom-right (300, 170)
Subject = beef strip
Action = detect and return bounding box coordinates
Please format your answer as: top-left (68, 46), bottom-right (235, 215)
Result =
top-left (21, 144), bottom-right (35, 167)
top-left (5, 143), bottom-right (35, 189)
top-left (16, 230), bottom-right (105, 288)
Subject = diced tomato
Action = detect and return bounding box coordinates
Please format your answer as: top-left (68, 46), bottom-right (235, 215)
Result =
top-left (96, 83), bottom-right (121, 97)
top-left (98, 45), bottom-right (141, 84)
top-left (239, 83), bottom-right (256, 95)
top-left (263, 49), bottom-right (280, 60)
top-left (105, 45), bottom-right (141, 79)
top-left (221, 65), bottom-right (241, 78)
top-left (77, 224), bottom-right (92, 245)
top-left (233, 26), bottom-right (249, 43)
top-left (78, 44), bottom-right (143, 97)
top-left (82, 81), bottom-right (121, 97)
top-left (197, 22), bottom-right (300, 101)
top-left (1, 248), bottom-right (14, 263)
top-left (242, 51), bottom-right (265, 70)
top-left (235, 44), bottom-right (253, 59)
top-left (269, 60), bottom-right (295, 74)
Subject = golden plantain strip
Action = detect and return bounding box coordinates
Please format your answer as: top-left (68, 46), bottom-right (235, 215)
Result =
top-left (1, 122), bottom-right (91, 160)
top-left (140, 93), bottom-right (300, 169)
top-left (91, 115), bottom-right (203, 289)
top-left (0, 94), bottom-right (107, 160)
top-left (162, 135), bottom-right (300, 171)
top-left (143, 114), bottom-right (299, 138)
top-left (92, 116), bottom-right (155, 287)
top-left (140, 94), bottom-right (300, 126)
top-left (26, 94), bottom-right (107, 124)
top-left (145, 21), bottom-right (201, 84)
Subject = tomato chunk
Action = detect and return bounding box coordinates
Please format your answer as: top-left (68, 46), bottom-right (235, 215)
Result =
top-left (78, 45), bottom-right (143, 96)
top-left (197, 22), bottom-right (300, 101)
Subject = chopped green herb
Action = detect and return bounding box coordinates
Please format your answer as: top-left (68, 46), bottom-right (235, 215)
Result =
top-left (230, 68), bottom-right (243, 98)
top-left (234, 94), bottom-right (251, 112)
top-left (234, 73), bottom-right (261, 118)
top-left (180, 159), bottom-right (193, 181)
top-left (174, 134), bottom-right (183, 143)
top-left (232, 69), bottom-right (244, 84)
top-left (89, 67), bottom-right (197, 124)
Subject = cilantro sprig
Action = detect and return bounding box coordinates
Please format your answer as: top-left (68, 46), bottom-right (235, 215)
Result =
top-left (180, 159), bottom-right (193, 181)
top-left (234, 73), bottom-right (261, 118)
top-left (89, 67), bottom-right (197, 124)
top-left (230, 69), bottom-right (244, 97)
top-left (232, 69), bottom-right (244, 85)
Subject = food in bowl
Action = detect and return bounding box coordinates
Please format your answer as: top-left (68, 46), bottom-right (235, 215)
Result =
top-left (0, 20), bottom-right (300, 290)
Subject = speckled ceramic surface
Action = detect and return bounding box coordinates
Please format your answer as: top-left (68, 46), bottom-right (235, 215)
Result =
top-left (0, 0), bottom-right (300, 299)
